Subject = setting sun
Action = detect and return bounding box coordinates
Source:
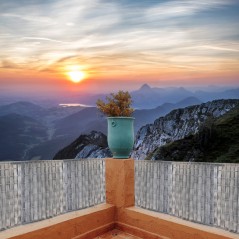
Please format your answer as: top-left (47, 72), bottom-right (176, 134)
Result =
top-left (67, 71), bottom-right (85, 83)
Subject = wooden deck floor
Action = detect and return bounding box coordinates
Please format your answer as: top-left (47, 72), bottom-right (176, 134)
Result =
top-left (93, 229), bottom-right (142, 239)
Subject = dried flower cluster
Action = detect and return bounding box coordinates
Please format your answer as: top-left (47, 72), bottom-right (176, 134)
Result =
top-left (96, 91), bottom-right (134, 117)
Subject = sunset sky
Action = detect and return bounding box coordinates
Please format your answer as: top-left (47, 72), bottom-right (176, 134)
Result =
top-left (0, 0), bottom-right (239, 96)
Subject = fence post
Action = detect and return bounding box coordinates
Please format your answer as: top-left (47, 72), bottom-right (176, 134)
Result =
top-left (105, 158), bottom-right (135, 209)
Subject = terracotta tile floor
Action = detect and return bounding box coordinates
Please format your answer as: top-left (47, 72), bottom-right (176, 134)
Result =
top-left (94, 229), bottom-right (142, 239)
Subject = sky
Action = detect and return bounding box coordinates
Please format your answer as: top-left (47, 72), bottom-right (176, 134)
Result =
top-left (0, 0), bottom-right (239, 96)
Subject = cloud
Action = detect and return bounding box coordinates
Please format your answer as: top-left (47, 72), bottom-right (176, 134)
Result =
top-left (196, 45), bottom-right (239, 53)
top-left (22, 37), bottom-right (70, 44)
top-left (0, 60), bottom-right (19, 69)
top-left (0, 0), bottom-right (238, 77)
top-left (1, 13), bottom-right (52, 23)
top-left (145, 0), bottom-right (234, 20)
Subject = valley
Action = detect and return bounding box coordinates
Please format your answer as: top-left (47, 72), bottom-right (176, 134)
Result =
top-left (0, 85), bottom-right (238, 161)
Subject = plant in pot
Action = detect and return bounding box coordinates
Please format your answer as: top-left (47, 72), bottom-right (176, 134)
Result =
top-left (96, 91), bottom-right (134, 159)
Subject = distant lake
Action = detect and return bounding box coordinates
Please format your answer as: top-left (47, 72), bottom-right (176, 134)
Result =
top-left (59, 103), bottom-right (93, 107)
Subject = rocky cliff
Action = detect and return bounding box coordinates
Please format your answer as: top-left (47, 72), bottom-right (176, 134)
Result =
top-left (146, 105), bottom-right (239, 163)
top-left (53, 131), bottom-right (112, 159)
top-left (54, 99), bottom-right (239, 161)
top-left (131, 99), bottom-right (239, 160)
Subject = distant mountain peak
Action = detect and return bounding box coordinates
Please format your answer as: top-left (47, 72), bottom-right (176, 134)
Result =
top-left (139, 83), bottom-right (151, 91)
top-left (9, 101), bottom-right (42, 107)
top-left (178, 86), bottom-right (189, 92)
top-left (177, 96), bottom-right (202, 106)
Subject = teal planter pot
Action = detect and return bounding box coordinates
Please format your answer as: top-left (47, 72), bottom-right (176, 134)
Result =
top-left (107, 117), bottom-right (134, 159)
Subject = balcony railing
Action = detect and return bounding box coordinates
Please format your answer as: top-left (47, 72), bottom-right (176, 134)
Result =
top-left (0, 159), bottom-right (105, 231)
top-left (135, 160), bottom-right (239, 233)
top-left (1, 158), bottom-right (238, 237)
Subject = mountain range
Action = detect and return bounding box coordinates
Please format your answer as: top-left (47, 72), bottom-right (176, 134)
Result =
top-left (76, 84), bottom-right (239, 109)
top-left (53, 99), bottom-right (239, 163)
top-left (0, 84), bottom-right (238, 161)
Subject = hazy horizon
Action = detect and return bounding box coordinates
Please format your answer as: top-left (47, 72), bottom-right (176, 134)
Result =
top-left (0, 82), bottom-right (238, 107)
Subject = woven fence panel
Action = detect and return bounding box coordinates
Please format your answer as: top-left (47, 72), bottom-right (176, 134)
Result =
top-left (0, 159), bottom-right (105, 231)
top-left (135, 161), bottom-right (239, 233)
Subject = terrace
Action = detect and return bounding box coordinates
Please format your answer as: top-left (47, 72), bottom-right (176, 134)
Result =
top-left (0, 159), bottom-right (238, 239)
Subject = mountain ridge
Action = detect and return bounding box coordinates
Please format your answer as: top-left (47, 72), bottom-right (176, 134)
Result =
top-left (0, 113), bottom-right (47, 161)
top-left (0, 96), bottom-right (204, 161)
top-left (53, 131), bottom-right (111, 160)
top-left (146, 105), bottom-right (239, 163)
top-left (132, 99), bottom-right (239, 160)
top-left (53, 99), bottom-right (239, 161)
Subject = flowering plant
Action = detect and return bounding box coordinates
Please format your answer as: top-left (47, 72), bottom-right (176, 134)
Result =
top-left (96, 90), bottom-right (134, 117)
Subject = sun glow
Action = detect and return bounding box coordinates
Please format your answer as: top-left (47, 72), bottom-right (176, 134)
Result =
top-left (67, 70), bottom-right (85, 83)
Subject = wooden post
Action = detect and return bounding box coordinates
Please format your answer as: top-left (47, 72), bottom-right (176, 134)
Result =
top-left (105, 158), bottom-right (135, 208)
